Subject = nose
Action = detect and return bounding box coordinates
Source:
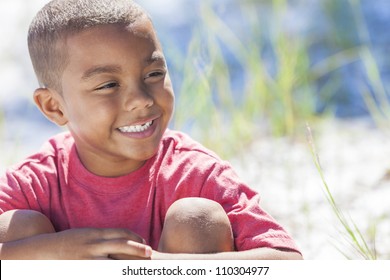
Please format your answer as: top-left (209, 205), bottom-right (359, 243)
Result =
top-left (123, 86), bottom-right (154, 111)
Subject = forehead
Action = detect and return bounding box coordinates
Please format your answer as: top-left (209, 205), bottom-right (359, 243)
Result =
top-left (69, 16), bottom-right (158, 49)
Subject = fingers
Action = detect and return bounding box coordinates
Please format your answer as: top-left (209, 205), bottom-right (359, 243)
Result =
top-left (93, 228), bottom-right (151, 258)
top-left (98, 228), bottom-right (146, 244)
top-left (101, 239), bottom-right (152, 259)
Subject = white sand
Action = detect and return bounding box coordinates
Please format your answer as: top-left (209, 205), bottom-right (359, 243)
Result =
top-left (231, 118), bottom-right (390, 259)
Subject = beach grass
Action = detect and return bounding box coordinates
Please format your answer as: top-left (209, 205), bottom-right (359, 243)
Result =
top-left (306, 123), bottom-right (377, 259)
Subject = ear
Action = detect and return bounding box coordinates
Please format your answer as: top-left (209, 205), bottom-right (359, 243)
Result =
top-left (33, 88), bottom-right (68, 126)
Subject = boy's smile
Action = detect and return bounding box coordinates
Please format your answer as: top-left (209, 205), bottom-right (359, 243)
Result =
top-left (51, 17), bottom-right (174, 177)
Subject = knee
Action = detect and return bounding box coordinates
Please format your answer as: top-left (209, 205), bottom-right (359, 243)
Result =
top-left (0, 209), bottom-right (55, 242)
top-left (159, 198), bottom-right (234, 254)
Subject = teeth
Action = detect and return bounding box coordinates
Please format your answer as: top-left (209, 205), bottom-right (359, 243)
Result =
top-left (118, 121), bottom-right (153, 133)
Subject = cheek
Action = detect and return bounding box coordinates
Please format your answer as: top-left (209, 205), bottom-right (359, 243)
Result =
top-left (161, 84), bottom-right (175, 111)
top-left (66, 97), bottom-right (118, 126)
top-left (167, 93), bottom-right (175, 115)
top-left (159, 91), bottom-right (174, 118)
top-left (165, 77), bottom-right (175, 102)
top-left (149, 82), bottom-right (174, 113)
top-left (86, 101), bottom-right (120, 129)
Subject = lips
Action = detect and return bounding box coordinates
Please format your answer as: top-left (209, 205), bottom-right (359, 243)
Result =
top-left (118, 120), bottom-right (153, 133)
top-left (116, 115), bottom-right (160, 139)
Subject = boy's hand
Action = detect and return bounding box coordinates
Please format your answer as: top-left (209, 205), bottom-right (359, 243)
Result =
top-left (1, 228), bottom-right (152, 260)
top-left (56, 228), bottom-right (152, 260)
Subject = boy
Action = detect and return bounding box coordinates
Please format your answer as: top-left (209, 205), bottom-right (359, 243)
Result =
top-left (0, 0), bottom-right (302, 260)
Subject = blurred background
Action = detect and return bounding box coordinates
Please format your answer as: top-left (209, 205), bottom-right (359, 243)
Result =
top-left (0, 0), bottom-right (389, 259)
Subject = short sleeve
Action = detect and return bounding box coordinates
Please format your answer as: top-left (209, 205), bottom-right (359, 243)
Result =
top-left (0, 171), bottom-right (33, 214)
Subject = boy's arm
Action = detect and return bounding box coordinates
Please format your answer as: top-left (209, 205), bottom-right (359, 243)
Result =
top-left (152, 248), bottom-right (303, 260)
top-left (0, 228), bottom-right (152, 260)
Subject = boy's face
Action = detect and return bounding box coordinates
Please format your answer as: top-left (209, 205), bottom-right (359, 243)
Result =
top-left (51, 17), bottom-right (174, 176)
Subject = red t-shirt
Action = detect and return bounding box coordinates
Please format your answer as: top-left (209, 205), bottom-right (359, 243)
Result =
top-left (0, 130), bottom-right (300, 253)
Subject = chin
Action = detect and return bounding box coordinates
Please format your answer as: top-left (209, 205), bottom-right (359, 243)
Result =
top-left (130, 147), bottom-right (159, 162)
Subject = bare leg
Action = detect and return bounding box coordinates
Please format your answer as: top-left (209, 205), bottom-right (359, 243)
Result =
top-left (0, 210), bottom-right (55, 242)
top-left (158, 197), bottom-right (234, 254)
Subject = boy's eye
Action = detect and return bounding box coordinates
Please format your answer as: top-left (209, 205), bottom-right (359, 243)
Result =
top-left (95, 82), bottom-right (119, 91)
top-left (145, 71), bottom-right (165, 80)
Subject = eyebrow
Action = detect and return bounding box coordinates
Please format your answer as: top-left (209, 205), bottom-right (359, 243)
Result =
top-left (81, 65), bottom-right (122, 81)
top-left (145, 52), bottom-right (166, 66)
